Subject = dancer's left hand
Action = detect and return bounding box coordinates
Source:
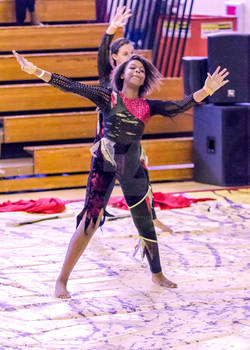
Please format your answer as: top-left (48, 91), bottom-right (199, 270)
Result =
top-left (203, 66), bottom-right (229, 95)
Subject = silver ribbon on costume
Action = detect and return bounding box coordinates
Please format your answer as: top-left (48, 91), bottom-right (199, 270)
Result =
top-left (90, 140), bottom-right (100, 157)
top-left (101, 137), bottom-right (116, 167)
top-left (90, 137), bottom-right (116, 168)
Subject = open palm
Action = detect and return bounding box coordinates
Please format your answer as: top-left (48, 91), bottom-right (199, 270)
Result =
top-left (204, 66), bottom-right (229, 94)
top-left (111, 6), bottom-right (132, 28)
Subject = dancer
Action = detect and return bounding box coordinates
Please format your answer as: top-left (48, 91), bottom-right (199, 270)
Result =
top-left (13, 49), bottom-right (229, 299)
top-left (97, 6), bottom-right (172, 232)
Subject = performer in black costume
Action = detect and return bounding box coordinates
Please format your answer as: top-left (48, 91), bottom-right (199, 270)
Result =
top-left (96, 6), bottom-right (173, 232)
top-left (13, 48), bottom-right (229, 299)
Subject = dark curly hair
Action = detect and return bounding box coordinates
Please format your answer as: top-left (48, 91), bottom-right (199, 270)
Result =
top-left (111, 54), bottom-right (162, 97)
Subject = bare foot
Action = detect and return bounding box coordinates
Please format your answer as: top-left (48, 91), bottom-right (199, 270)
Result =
top-left (152, 271), bottom-right (177, 288)
top-left (153, 219), bottom-right (173, 233)
top-left (55, 279), bottom-right (71, 299)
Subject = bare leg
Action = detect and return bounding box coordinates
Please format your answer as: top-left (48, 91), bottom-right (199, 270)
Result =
top-left (153, 219), bottom-right (173, 233)
top-left (55, 210), bottom-right (103, 298)
top-left (152, 271), bottom-right (177, 288)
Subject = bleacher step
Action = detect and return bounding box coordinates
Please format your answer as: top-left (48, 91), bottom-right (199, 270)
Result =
top-left (0, 110), bottom-right (193, 144)
top-left (0, 50), bottom-right (151, 82)
top-left (0, 78), bottom-right (184, 113)
top-left (0, 0), bottom-right (96, 24)
top-left (0, 24), bottom-right (123, 52)
top-left (23, 137), bottom-right (193, 175)
top-left (0, 158), bottom-right (33, 177)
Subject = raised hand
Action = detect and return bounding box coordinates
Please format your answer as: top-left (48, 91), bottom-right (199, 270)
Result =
top-left (111, 6), bottom-right (132, 29)
top-left (204, 66), bottom-right (229, 95)
top-left (12, 50), bottom-right (37, 74)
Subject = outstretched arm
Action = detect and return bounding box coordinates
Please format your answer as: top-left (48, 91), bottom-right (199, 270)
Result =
top-left (98, 34), bottom-right (114, 87)
top-left (98, 6), bottom-right (132, 87)
top-left (149, 66), bottom-right (229, 117)
top-left (13, 50), bottom-right (52, 82)
top-left (13, 50), bottom-right (111, 111)
top-left (193, 66), bottom-right (229, 102)
top-left (106, 6), bottom-right (132, 35)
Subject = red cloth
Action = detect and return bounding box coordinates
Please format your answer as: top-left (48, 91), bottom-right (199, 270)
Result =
top-left (0, 198), bottom-right (65, 214)
top-left (108, 192), bottom-right (213, 210)
top-left (0, 192), bottom-right (213, 214)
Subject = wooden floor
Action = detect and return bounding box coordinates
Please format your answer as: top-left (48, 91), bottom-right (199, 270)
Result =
top-left (1, 181), bottom-right (250, 349)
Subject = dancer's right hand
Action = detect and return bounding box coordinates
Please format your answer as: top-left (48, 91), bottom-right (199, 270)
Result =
top-left (12, 50), bottom-right (37, 74)
top-left (111, 6), bottom-right (132, 28)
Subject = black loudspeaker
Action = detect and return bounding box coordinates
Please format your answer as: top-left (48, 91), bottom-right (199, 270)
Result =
top-left (182, 56), bottom-right (208, 95)
top-left (208, 33), bottom-right (250, 104)
top-left (194, 104), bottom-right (250, 186)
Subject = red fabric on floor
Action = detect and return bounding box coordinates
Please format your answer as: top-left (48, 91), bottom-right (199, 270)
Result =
top-left (0, 192), bottom-right (213, 214)
top-left (108, 192), bottom-right (214, 210)
top-left (0, 198), bottom-right (65, 214)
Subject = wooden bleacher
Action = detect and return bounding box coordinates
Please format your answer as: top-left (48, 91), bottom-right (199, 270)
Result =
top-left (0, 0), bottom-right (96, 24)
top-left (0, 50), bottom-right (152, 81)
top-left (0, 24), bottom-right (121, 52)
top-left (0, 112), bottom-right (98, 143)
top-left (0, 110), bottom-right (192, 144)
top-left (23, 138), bottom-right (193, 175)
top-left (0, 137), bottom-right (193, 192)
top-left (0, 78), bottom-right (190, 112)
top-left (0, 3), bottom-right (194, 193)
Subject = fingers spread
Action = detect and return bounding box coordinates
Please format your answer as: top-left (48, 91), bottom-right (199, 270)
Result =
top-left (212, 66), bottom-right (221, 77)
top-left (221, 79), bottom-right (230, 86)
top-left (116, 6), bottom-right (124, 15)
top-left (221, 71), bottom-right (230, 79)
top-left (218, 67), bottom-right (227, 75)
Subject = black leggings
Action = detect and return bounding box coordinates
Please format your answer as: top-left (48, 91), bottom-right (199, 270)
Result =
top-left (76, 143), bottom-right (162, 274)
top-left (15, 0), bottom-right (35, 25)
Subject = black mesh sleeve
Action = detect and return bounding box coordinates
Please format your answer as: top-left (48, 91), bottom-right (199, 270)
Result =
top-left (147, 94), bottom-right (196, 118)
top-left (49, 73), bottom-right (111, 111)
top-left (98, 33), bottom-right (114, 88)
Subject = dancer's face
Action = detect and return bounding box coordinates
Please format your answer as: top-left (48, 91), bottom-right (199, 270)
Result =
top-left (112, 43), bottom-right (134, 65)
top-left (122, 59), bottom-right (146, 87)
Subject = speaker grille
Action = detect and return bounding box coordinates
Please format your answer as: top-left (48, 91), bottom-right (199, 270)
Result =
top-left (208, 33), bottom-right (250, 104)
top-left (194, 104), bottom-right (250, 186)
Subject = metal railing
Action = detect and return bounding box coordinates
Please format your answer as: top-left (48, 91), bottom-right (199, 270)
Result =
top-left (102, 0), bottom-right (194, 77)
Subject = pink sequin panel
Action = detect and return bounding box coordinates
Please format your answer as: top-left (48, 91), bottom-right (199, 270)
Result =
top-left (120, 92), bottom-right (150, 124)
